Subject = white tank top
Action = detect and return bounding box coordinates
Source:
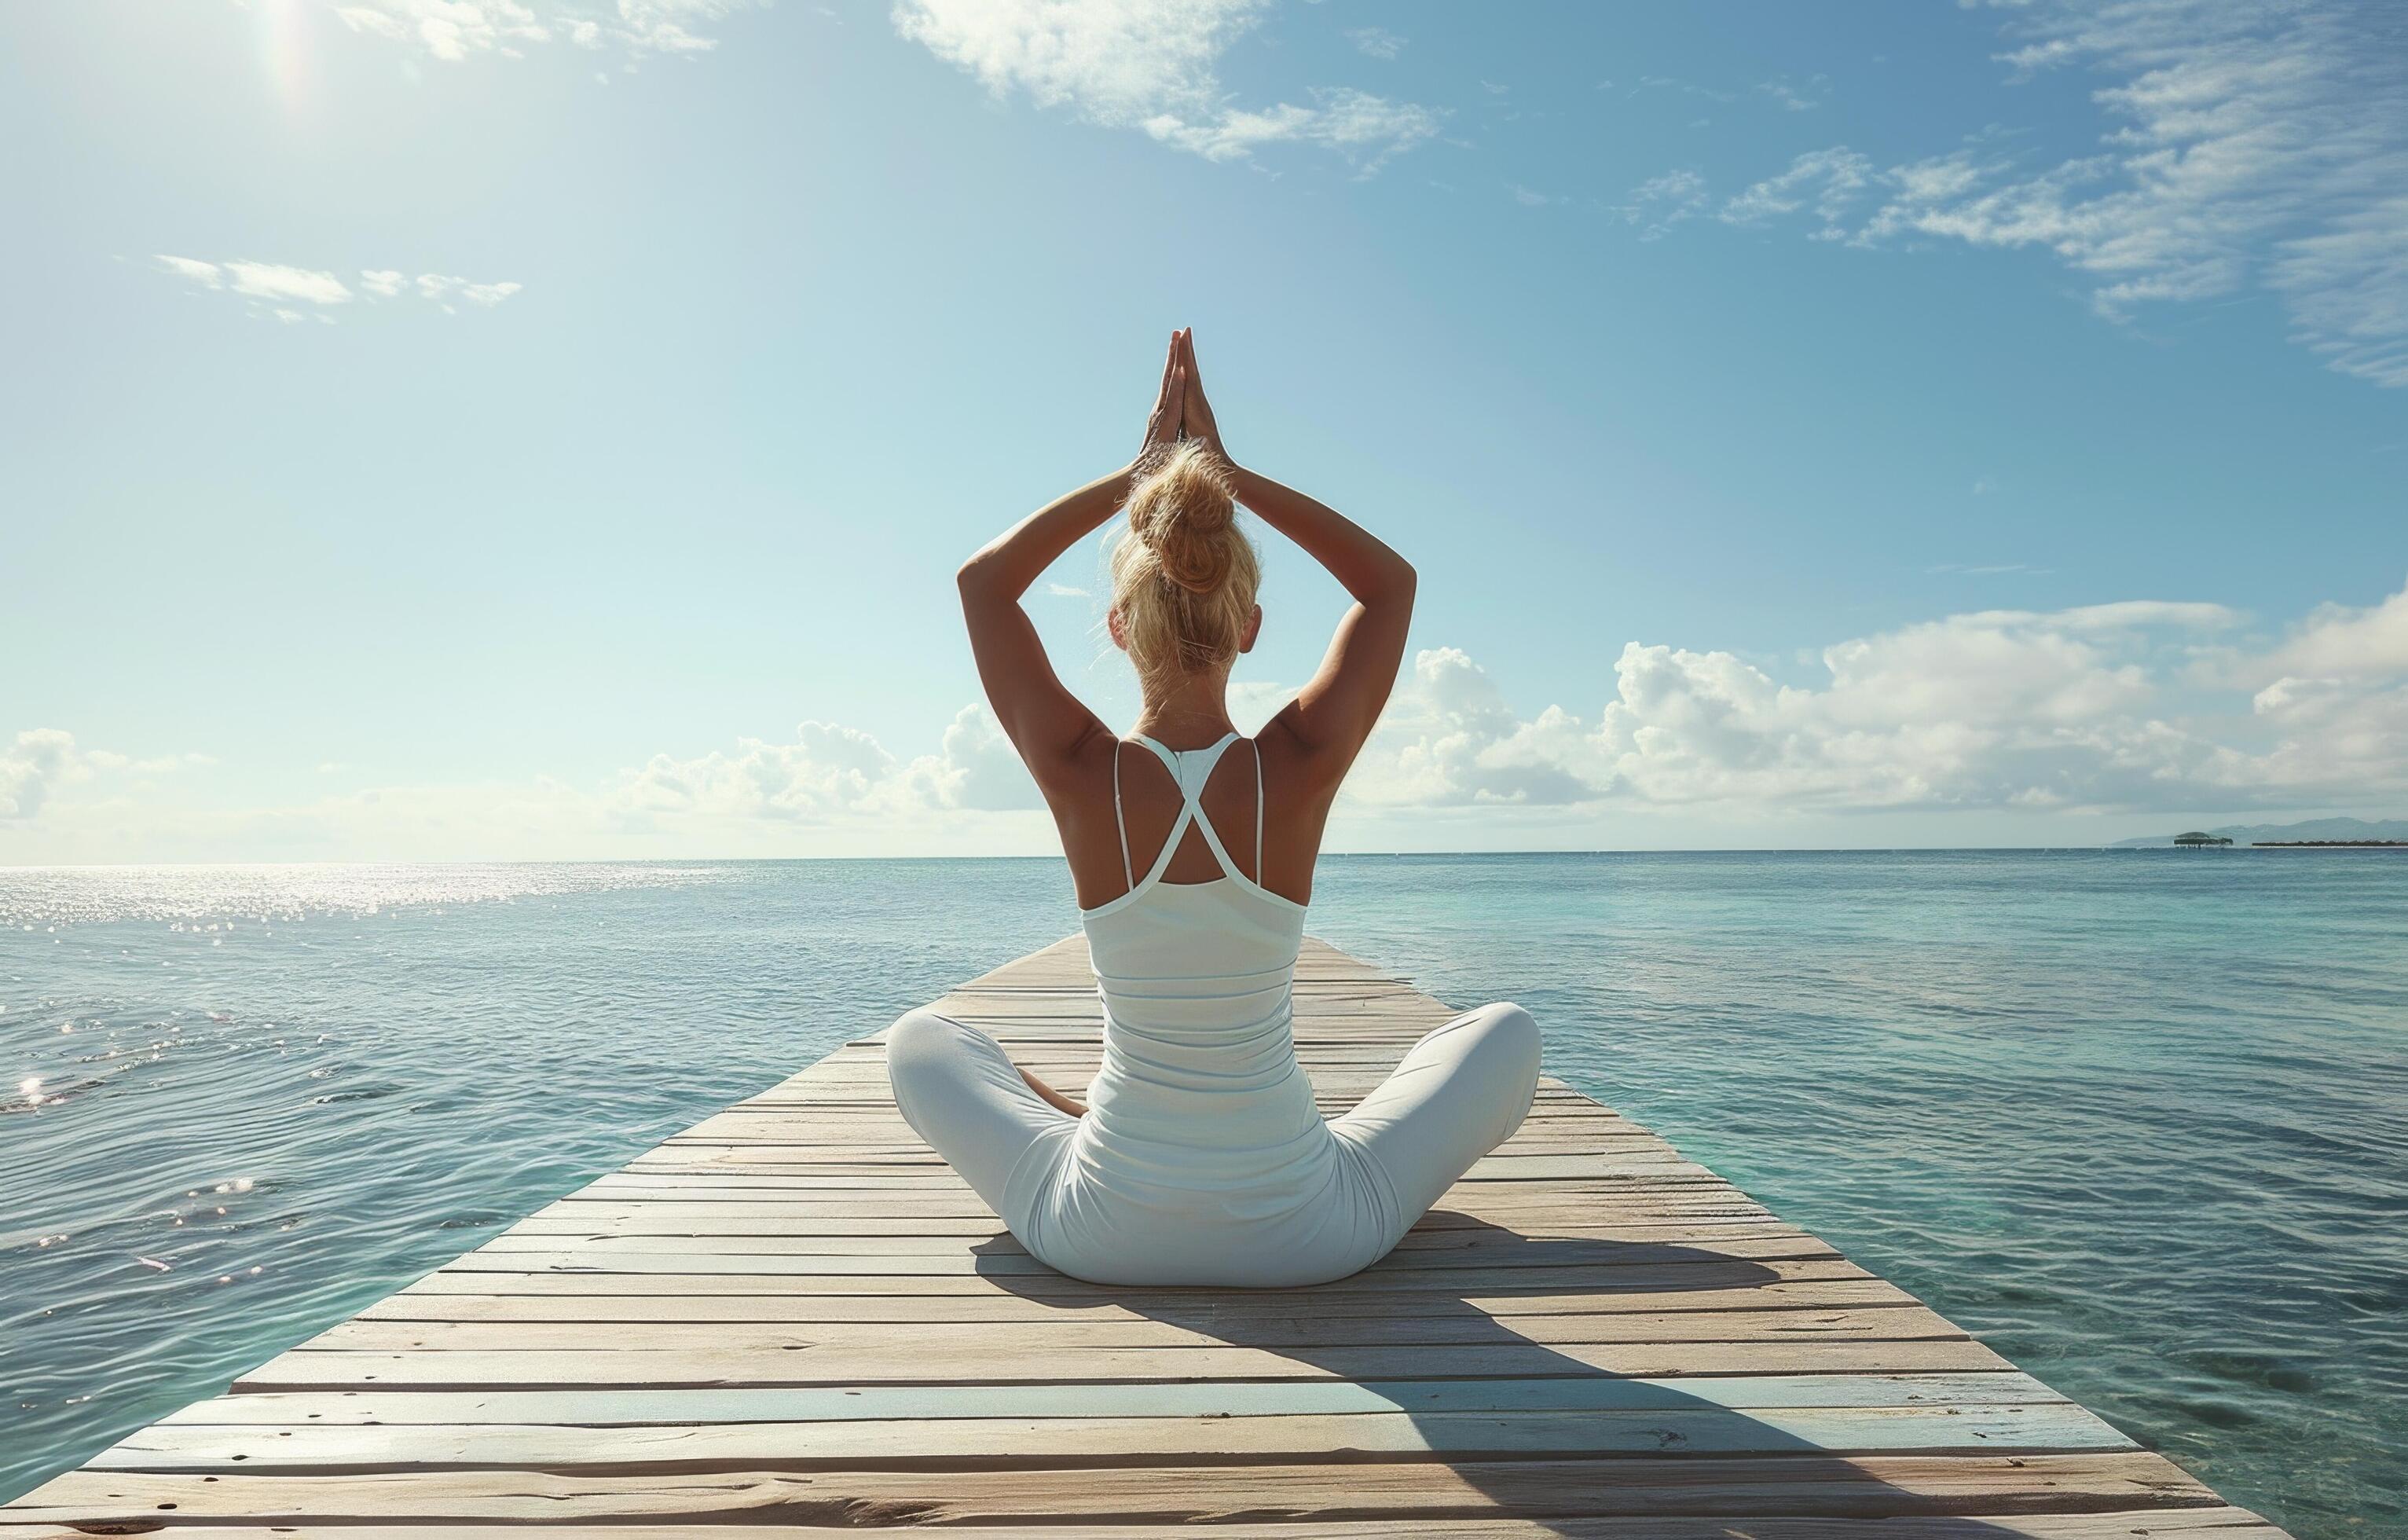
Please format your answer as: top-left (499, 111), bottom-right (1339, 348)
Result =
top-left (1071, 732), bottom-right (1329, 1207)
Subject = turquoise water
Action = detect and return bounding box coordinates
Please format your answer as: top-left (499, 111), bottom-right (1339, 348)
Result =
top-left (2, 853), bottom-right (2402, 1534)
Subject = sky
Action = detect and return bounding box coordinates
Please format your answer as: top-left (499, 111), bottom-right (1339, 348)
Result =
top-left (4, 0), bottom-right (2406, 860)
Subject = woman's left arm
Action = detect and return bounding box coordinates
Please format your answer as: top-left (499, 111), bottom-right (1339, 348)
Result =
top-left (956, 334), bottom-right (1186, 777)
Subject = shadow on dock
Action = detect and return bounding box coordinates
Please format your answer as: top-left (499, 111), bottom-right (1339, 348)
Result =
top-left (971, 1219), bottom-right (2047, 1536)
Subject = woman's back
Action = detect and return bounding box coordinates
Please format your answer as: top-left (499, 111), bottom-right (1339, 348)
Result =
top-left (973, 732), bottom-right (1372, 1285)
top-left (1074, 735), bottom-right (1326, 1212)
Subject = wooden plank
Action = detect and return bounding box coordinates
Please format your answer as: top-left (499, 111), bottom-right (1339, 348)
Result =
top-left (467, 1219), bottom-right (1808, 1249)
top-left (96, 1402), bottom-right (2139, 1469)
top-left (2, 933), bottom-right (2285, 1537)
top-left (0, 1515), bottom-right (2299, 1539)
top-left (297, 1303), bottom-right (1974, 1354)
top-left (233, 1336), bottom-right (2019, 1390)
top-left (356, 1278), bottom-right (1923, 1322)
top-left (390, 1253), bottom-right (1880, 1296)
top-left (415, 1238), bottom-right (1853, 1273)
top-left (155, 1373), bottom-right (2077, 1426)
top-left (0, 1453), bottom-right (2234, 1524)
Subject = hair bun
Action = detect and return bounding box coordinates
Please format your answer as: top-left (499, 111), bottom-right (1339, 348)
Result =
top-left (1131, 442), bottom-right (1237, 594)
top-left (1110, 441), bottom-right (1262, 688)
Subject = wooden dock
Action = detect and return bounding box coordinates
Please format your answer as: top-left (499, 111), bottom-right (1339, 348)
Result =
top-left (5, 935), bottom-right (2284, 1537)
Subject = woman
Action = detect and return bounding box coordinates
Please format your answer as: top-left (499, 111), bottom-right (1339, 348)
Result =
top-left (886, 329), bottom-right (1540, 1287)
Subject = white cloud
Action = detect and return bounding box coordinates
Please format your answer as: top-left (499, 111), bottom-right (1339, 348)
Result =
top-left (1346, 26), bottom-right (1403, 61)
top-left (1617, 169), bottom-right (1710, 240)
top-left (416, 273), bottom-right (526, 311)
top-left (1755, 75), bottom-right (1825, 112)
top-left (2, 731), bottom-right (207, 821)
top-left (614, 720), bottom-right (903, 822)
top-left (891, 0), bottom-right (1442, 171)
top-left (156, 255), bottom-right (354, 310)
top-left (1343, 585), bottom-right (2408, 815)
top-left (2247, 581), bottom-right (2408, 683)
top-left (1720, 148), bottom-right (1874, 236)
top-left (1689, 1), bottom-right (2408, 386)
top-left (607, 706), bottom-right (1041, 826)
top-left (1, 731), bottom-right (79, 821)
top-left (898, 706), bottom-right (1048, 812)
top-left (151, 257), bottom-right (520, 319)
top-left (223, 261), bottom-right (354, 305)
top-left (614, 0), bottom-right (748, 54)
top-left (154, 255), bottom-right (223, 288)
top-left (325, 0), bottom-right (751, 62)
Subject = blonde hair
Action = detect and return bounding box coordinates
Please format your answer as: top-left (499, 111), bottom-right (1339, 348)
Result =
top-left (1111, 442), bottom-right (1259, 691)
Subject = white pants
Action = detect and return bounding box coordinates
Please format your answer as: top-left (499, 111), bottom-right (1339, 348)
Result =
top-left (885, 1002), bottom-right (1541, 1286)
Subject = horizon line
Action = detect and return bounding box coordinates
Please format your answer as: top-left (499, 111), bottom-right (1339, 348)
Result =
top-left (3, 844), bottom-right (2368, 871)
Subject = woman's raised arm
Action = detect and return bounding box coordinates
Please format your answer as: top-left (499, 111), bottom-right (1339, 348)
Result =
top-left (957, 335), bottom-right (1186, 776)
top-left (1175, 332), bottom-right (1415, 784)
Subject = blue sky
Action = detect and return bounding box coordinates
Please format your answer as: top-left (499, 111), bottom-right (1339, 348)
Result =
top-left (5, 0), bottom-right (2405, 859)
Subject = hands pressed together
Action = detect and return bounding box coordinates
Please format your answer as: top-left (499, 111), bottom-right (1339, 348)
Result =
top-left (1139, 327), bottom-right (1228, 468)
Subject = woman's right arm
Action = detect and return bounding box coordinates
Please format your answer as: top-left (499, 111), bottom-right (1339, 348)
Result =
top-left (1176, 332), bottom-right (1415, 783)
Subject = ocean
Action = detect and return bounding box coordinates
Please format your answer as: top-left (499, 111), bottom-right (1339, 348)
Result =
top-left (2, 852), bottom-right (2402, 1534)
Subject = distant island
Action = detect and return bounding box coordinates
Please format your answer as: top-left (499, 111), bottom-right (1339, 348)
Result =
top-left (2112, 816), bottom-right (2408, 849)
top-left (2254, 839), bottom-right (2408, 848)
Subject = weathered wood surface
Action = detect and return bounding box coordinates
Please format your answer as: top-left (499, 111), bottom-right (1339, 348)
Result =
top-left (3, 935), bottom-right (2285, 1537)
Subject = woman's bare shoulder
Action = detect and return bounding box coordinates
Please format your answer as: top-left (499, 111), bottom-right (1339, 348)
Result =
top-left (1255, 704), bottom-right (1354, 805)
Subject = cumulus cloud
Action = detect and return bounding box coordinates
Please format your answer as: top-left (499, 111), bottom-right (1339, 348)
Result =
top-left (2250, 581), bottom-right (2408, 682)
top-left (614, 720), bottom-right (900, 823)
top-left (1, 731), bottom-right (206, 821)
top-left (900, 706), bottom-right (1049, 812)
top-left (890, 0), bottom-right (1442, 172)
top-left (1343, 584), bottom-right (2408, 815)
top-left (1, 730), bottom-right (79, 821)
top-left (1667, 1), bottom-right (2408, 386)
top-left (608, 706), bottom-right (1040, 826)
top-left (151, 256), bottom-right (520, 321)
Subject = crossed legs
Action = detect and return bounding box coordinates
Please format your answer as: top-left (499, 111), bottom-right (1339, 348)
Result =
top-left (884, 1006), bottom-right (1074, 1223)
top-left (1330, 1001), bottom-right (1543, 1229)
